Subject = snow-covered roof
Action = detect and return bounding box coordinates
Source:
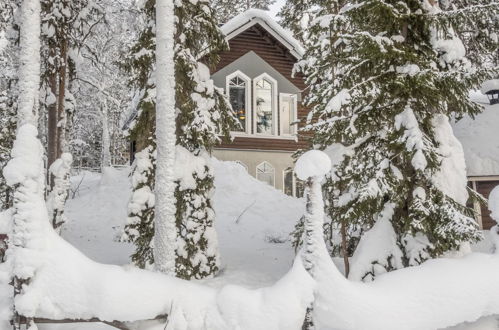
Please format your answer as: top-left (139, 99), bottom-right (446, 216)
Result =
top-left (481, 79), bottom-right (499, 94)
top-left (220, 9), bottom-right (305, 59)
top-left (453, 91), bottom-right (499, 177)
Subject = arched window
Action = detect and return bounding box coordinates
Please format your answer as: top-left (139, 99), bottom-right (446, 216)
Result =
top-left (256, 161), bottom-right (275, 187)
top-left (226, 71), bottom-right (251, 133)
top-left (253, 73), bottom-right (277, 136)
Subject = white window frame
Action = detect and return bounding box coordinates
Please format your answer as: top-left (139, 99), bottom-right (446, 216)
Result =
top-left (279, 93), bottom-right (298, 137)
top-left (256, 161), bottom-right (275, 187)
top-left (253, 73), bottom-right (278, 137)
top-left (226, 70), bottom-right (252, 135)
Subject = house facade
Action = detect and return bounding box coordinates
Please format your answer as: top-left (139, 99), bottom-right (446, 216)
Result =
top-left (210, 10), bottom-right (310, 196)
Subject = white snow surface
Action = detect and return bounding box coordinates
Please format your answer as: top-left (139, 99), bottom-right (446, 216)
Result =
top-left (348, 203), bottom-right (402, 281)
top-left (481, 79), bottom-right (499, 94)
top-left (13, 226), bottom-right (313, 329)
top-left (295, 150), bottom-right (332, 180)
top-left (220, 9), bottom-right (305, 57)
top-left (432, 114), bottom-right (469, 205)
top-left (453, 93), bottom-right (499, 176)
top-left (314, 247), bottom-right (499, 330)
top-left (1, 160), bottom-right (499, 329)
top-left (0, 209), bottom-right (12, 235)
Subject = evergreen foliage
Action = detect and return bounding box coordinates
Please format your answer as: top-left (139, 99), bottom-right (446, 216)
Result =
top-left (277, 0), bottom-right (320, 44)
top-left (296, 0), bottom-right (498, 279)
top-left (212, 0), bottom-right (276, 23)
top-left (0, 0), bottom-right (19, 210)
top-left (122, 0), bottom-right (237, 279)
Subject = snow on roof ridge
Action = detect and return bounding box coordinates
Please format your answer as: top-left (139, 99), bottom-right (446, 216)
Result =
top-left (220, 9), bottom-right (305, 58)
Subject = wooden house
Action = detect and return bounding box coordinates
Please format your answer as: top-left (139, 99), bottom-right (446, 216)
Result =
top-left (210, 9), bottom-right (310, 196)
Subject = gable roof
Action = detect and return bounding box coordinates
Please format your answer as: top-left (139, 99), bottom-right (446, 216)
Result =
top-left (220, 9), bottom-right (305, 59)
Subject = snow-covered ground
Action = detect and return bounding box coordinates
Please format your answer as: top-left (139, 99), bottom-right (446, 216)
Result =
top-left (62, 160), bottom-right (304, 289)
top-left (1, 158), bottom-right (498, 329)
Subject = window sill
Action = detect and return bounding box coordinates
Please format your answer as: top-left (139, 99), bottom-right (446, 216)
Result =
top-left (229, 132), bottom-right (298, 141)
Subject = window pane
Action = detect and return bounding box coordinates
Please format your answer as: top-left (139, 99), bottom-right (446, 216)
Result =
top-left (280, 95), bottom-right (296, 135)
top-left (284, 170), bottom-right (293, 196)
top-left (229, 79), bottom-right (246, 132)
top-left (255, 79), bottom-right (274, 134)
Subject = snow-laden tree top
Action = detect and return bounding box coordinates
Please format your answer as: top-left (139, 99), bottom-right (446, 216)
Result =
top-left (220, 8), bottom-right (305, 58)
top-left (295, 150), bottom-right (331, 180)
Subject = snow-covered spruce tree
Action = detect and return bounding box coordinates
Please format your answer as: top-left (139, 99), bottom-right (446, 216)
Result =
top-left (122, 0), bottom-right (237, 278)
top-left (297, 0), bottom-right (498, 281)
top-left (441, 0), bottom-right (499, 69)
top-left (277, 0), bottom-right (320, 44)
top-left (212, 0), bottom-right (275, 23)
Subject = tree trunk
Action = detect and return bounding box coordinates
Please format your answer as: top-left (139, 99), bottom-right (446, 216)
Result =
top-left (10, 0), bottom-right (42, 328)
top-left (47, 42), bottom-right (58, 181)
top-left (340, 221), bottom-right (350, 277)
top-left (101, 100), bottom-right (111, 169)
top-left (56, 37), bottom-right (68, 157)
top-left (154, 0), bottom-right (177, 275)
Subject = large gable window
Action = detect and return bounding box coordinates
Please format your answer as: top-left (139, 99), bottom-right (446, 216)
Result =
top-left (256, 161), bottom-right (275, 187)
top-left (254, 74), bottom-right (277, 136)
top-left (227, 71), bottom-right (251, 133)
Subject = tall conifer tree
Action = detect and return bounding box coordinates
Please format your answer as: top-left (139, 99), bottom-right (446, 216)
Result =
top-left (297, 0), bottom-right (498, 280)
top-left (122, 0), bottom-right (237, 278)
top-left (212, 0), bottom-right (276, 23)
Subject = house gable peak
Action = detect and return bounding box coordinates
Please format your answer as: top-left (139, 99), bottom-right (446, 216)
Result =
top-left (220, 9), bottom-right (305, 59)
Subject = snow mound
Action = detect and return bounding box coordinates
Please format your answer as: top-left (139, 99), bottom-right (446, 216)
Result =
top-left (212, 159), bottom-right (305, 287)
top-left (15, 225), bottom-right (313, 330)
top-left (313, 237), bottom-right (499, 330)
top-left (62, 160), bottom-right (304, 287)
top-left (295, 150), bottom-right (331, 180)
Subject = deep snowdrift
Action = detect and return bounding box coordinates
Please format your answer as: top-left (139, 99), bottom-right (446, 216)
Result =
top-left (64, 160), bottom-right (305, 288)
top-left (2, 159), bottom-right (499, 330)
top-left (17, 226), bottom-right (313, 329)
